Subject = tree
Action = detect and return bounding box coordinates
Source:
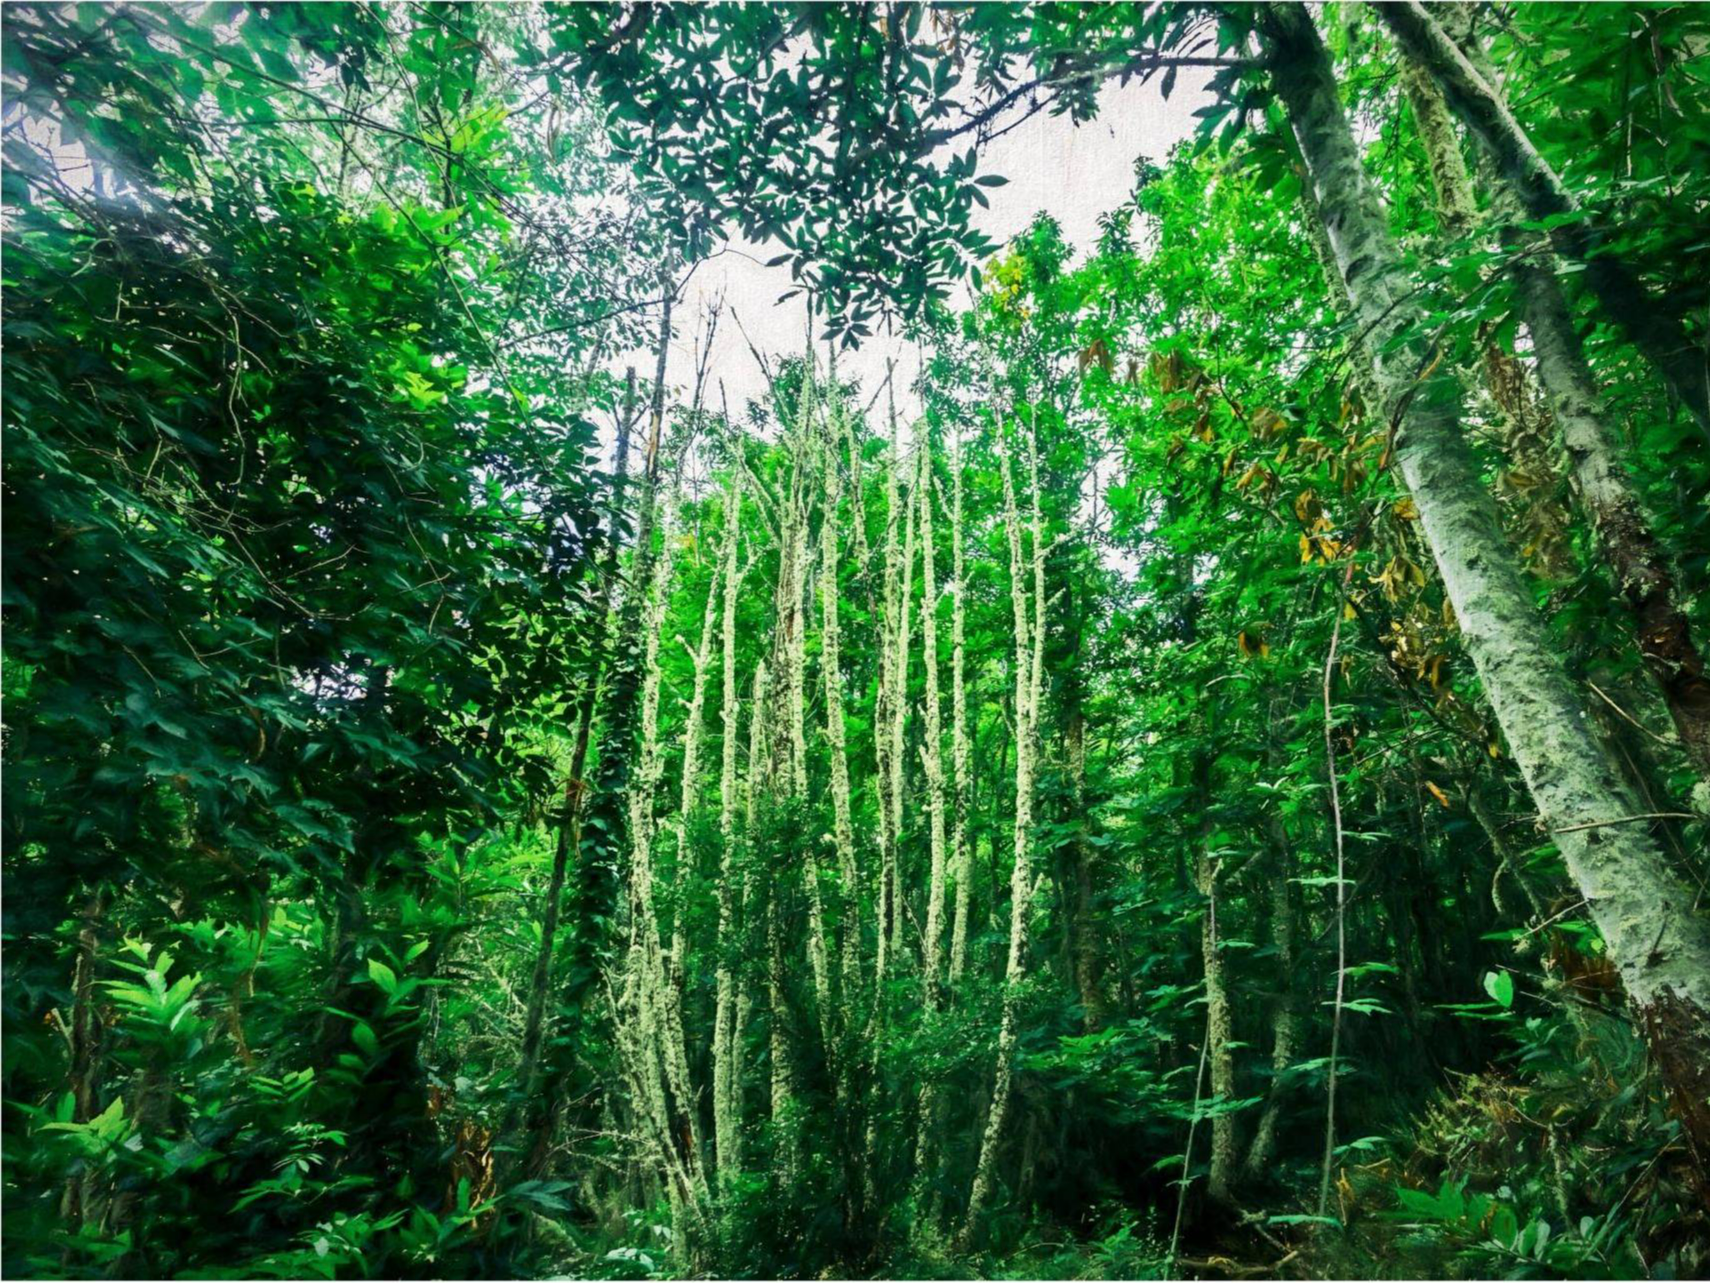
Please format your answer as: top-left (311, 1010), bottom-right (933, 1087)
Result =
top-left (1259, 0), bottom-right (1710, 1178)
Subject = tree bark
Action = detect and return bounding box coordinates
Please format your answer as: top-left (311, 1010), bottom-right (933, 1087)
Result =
top-left (1376, 0), bottom-right (1710, 440)
top-left (1263, 0), bottom-right (1710, 1182)
top-left (821, 398), bottom-right (862, 1001)
top-left (873, 421), bottom-right (903, 998)
top-left (1243, 816), bottom-right (1300, 1181)
top-left (948, 427), bottom-right (974, 989)
top-left (60, 889), bottom-right (109, 1232)
top-left (919, 441), bottom-right (950, 1008)
top-left (1196, 765), bottom-right (1237, 1204)
top-left (1413, 7), bottom-right (1710, 785)
top-left (1065, 706), bottom-right (1105, 1031)
top-left (624, 476), bottom-right (710, 1211)
top-left (711, 472), bottom-right (745, 1187)
top-left (889, 441), bottom-right (919, 972)
top-left (962, 418), bottom-right (1047, 1246)
top-left (1399, 49), bottom-right (1573, 580)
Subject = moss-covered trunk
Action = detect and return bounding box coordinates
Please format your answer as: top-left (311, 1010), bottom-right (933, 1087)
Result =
top-left (1264, 0), bottom-right (1710, 1181)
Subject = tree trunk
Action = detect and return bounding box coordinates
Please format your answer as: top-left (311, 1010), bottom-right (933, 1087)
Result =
top-left (510, 375), bottom-right (639, 1170)
top-left (1376, 0), bottom-right (1710, 440)
top-left (766, 871), bottom-right (796, 1155)
top-left (873, 424), bottom-right (903, 998)
top-left (1414, 9), bottom-right (1710, 784)
top-left (624, 476), bottom-right (709, 1212)
top-left (1399, 51), bottom-right (1573, 580)
top-left (1196, 764), bottom-right (1237, 1205)
top-left (889, 442), bottom-right (919, 973)
top-left (1399, 55), bottom-right (1476, 238)
top-left (788, 373), bottom-right (841, 1085)
top-left (912, 436), bottom-right (954, 1208)
top-left (948, 427), bottom-right (974, 989)
top-left (919, 441), bottom-right (950, 1008)
top-left (60, 889), bottom-right (109, 1232)
top-left (821, 403), bottom-right (862, 1002)
top-left (1065, 708), bottom-right (1105, 1031)
top-left (562, 292), bottom-right (676, 1156)
top-left (1512, 250), bottom-right (1710, 781)
top-left (1264, 0), bottom-right (1710, 1182)
top-left (1243, 816), bottom-right (1300, 1180)
top-left (712, 470), bottom-right (745, 1187)
top-left (962, 420), bottom-right (1047, 1246)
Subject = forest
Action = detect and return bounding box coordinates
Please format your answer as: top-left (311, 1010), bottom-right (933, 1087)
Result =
top-left (3, 2), bottom-right (1709, 1279)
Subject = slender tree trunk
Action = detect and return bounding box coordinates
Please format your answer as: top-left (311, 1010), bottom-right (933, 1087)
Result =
top-left (780, 381), bottom-right (815, 802)
top-left (561, 291), bottom-right (676, 1159)
top-left (912, 436), bottom-right (953, 1207)
top-left (863, 420), bottom-right (915, 1179)
top-left (511, 378), bottom-right (638, 1170)
top-left (676, 556), bottom-right (720, 841)
top-left (843, 376), bottom-right (878, 620)
top-left (821, 402), bottom-right (862, 1001)
top-left (738, 661), bottom-right (772, 1167)
top-left (962, 420), bottom-right (1047, 1246)
top-left (1243, 815), bottom-right (1300, 1180)
top-left (1377, 0), bottom-right (1710, 440)
top-left (625, 478), bottom-right (709, 1212)
top-left (712, 471), bottom-right (745, 1187)
top-left (873, 425), bottom-right (903, 999)
top-left (1065, 707), bottom-right (1104, 1031)
top-left (667, 558), bottom-right (716, 869)
top-left (747, 661), bottom-right (768, 834)
top-left (787, 376), bottom-right (840, 1085)
top-left (1512, 249), bottom-right (1710, 781)
top-left (889, 444), bottom-right (919, 972)
top-left (766, 872), bottom-right (795, 1149)
top-left (1264, 0), bottom-right (1710, 1180)
top-left (919, 441), bottom-right (950, 1007)
top-left (61, 889), bottom-right (109, 1232)
top-left (749, 619), bottom-right (798, 1170)
top-left (948, 429), bottom-right (974, 989)
top-left (1195, 755), bottom-right (1237, 1204)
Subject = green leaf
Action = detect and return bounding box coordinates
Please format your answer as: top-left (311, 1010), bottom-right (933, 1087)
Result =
top-left (1483, 970), bottom-right (1514, 1009)
top-left (351, 1021), bottom-right (380, 1057)
top-left (367, 958), bottom-right (398, 994)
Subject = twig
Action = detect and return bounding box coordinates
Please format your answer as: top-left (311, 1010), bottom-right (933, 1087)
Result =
top-left (1587, 682), bottom-right (1675, 746)
top-left (1552, 812), bottom-right (1696, 834)
top-left (1521, 898), bottom-right (1590, 938)
top-left (1176, 1251), bottom-right (1300, 1278)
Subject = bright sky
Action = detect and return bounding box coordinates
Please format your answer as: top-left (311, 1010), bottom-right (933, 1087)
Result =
top-left (656, 70), bottom-right (1214, 428)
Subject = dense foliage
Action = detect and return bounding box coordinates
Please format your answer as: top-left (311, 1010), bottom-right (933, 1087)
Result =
top-left (4, 3), bottom-right (1709, 1280)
